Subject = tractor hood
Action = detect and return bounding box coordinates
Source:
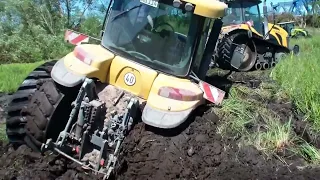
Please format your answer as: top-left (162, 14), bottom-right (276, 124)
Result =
top-left (52, 44), bottom-right (159, 100)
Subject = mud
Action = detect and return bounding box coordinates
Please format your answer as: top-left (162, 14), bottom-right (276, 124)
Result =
top-left (0, 144), bottom-right (102, 180)
top-left (1, 70), bottom-right (320, 179)
top-left (117, 113), bottom-right (320, 180)
top-left (0, 93), bottom-right (10, 124)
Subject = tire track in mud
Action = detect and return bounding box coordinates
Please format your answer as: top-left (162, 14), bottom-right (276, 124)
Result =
top-left (1, 71), bottom-right (320, 180)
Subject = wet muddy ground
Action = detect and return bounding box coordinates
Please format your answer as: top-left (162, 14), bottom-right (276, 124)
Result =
top-left (1, 70), bottom-right (320, 180)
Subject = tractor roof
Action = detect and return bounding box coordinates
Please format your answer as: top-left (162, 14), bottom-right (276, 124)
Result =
top-left (183, 0), bottom-right (228, 18)
top-left (224, 0), bottom-right (261, 8)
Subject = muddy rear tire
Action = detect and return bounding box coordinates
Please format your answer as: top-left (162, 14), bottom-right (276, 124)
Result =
top-left (6, 60), bottom-right (78, 151)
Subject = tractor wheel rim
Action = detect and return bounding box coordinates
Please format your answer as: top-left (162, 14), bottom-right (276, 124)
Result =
top-left (236, 44), bottom-right (256, 71)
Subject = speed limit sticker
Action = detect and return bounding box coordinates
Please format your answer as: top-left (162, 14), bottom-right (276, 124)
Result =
top-left (124, 72), bottom-right (136, 86)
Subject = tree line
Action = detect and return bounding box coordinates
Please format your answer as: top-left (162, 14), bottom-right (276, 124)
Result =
top-left (0, 0), bottom-right (109, 64)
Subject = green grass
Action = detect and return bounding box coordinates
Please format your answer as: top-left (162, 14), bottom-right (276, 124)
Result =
top-left (271, 35), bottom-right (320, 131)
top-left (217, 86), bottom-right (255, 139)
top-left (0, 61), bottom-right (44, 93)
top-left (0, 61), bottom-right (45, 142)
top-left (216, 83), bottom-right (298, 154)
top-left (213, 32), bottom-right (320, 164)
top-left (251, 116), bottom-right (296, 154)
top-left (214, 68), bottom-right (320, 163)
top-left (270, 33), bottom-right (320, 163)
top-left (298, 143), bottom-right (320, 164)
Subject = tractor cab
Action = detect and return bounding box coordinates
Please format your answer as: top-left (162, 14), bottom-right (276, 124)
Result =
top-left (277, 21), bottom-right (295, 36)
top-left (102, 0), bottom-right (198, 77)
top-left (223, 0), bottom-right (264, 34)
top-left (54, 0), bottom-right (227, 129)
top-left (98, 0), bottom-right (226, 79)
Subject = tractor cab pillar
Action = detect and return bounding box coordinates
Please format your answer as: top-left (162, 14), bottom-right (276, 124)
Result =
top-left (196, 18), bottom-right (223, 80)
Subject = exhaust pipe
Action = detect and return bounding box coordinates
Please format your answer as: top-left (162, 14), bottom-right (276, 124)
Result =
top-left (255, 62), bottom-right (262, 70)
top-left (271, 61), bottom-right (276, 67)
top-left (262, 63), bottom-right (269, 70)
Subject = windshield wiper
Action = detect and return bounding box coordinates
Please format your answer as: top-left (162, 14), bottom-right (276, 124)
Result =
top-left (111, 5), bottom-right (142, 21)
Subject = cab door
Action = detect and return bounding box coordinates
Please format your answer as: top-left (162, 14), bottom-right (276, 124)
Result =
top-left (243, 5), bottom-right (264, 35)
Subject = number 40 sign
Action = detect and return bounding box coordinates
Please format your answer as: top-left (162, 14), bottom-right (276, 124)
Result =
top-left (124, 72), bottom-right (136, 86)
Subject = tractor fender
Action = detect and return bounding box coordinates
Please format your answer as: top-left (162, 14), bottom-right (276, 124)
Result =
top-left (52, 44), bottom-right (115, 87)
top-left (141, 74), bottom-right (205, 129)
top-left (220, 24), bottom-right (261, 37)
top-left (251, 35), bottom-right (291, 53)
top-left (141, 76), bottom-right (225, 129)
top-left (142, 103), bottom-right (194, 129)
top-left (222, 26), bottom-right (290, 53)
top-left (51, 59), bottom-right (85, 87)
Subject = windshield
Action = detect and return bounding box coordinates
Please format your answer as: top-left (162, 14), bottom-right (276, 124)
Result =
top-left (244, 5), bottom-right (262, 33)
top-left (101, 0), bottom-right (198, 77)
top-left (223, 2), bottom-right (261, 31)
top-left (223, 7), bottom-right (243, 25)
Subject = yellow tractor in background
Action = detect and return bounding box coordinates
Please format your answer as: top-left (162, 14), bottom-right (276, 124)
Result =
top-left (212, 0), bottom-right (300, 71)
top-left (277, 21), bottom-right (311, 38)
top-left (5, 0), bottom-right (227, 178)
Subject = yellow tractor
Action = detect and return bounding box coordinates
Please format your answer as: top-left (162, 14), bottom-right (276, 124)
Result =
top-left (5, 0), bottom-right (227, 178)
top-left (212, 0), bottom-right (299, 71)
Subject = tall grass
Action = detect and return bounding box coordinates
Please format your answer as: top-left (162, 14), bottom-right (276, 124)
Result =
top-left (217, 86), bottom-right (255, 138)
top-left (272, 35), bottom-right (320, 131)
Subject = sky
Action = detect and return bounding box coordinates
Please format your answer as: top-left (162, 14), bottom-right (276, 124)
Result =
top-left (270, 0), bottom-right (292, 3)
top-left (259, 0), bottom-right (293, 9)
top-left (265, 0), bottom-right (315, 15)
top-left (258, 0), bottom-right (299, 14)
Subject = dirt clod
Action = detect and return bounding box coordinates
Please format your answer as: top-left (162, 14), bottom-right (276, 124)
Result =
top-left (187, 146), bottom-right (194, 156)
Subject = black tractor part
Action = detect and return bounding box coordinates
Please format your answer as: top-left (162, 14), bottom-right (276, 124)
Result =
top-left (5, 60), bottom-right (79, 151)
top-left (217, 31), bottom-right (257, 72)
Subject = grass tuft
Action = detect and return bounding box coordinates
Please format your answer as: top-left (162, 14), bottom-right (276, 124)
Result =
top-left (251, 116), bottom-right (295, 154)
top-left (298, 143), bottom-right (320, 164)
top-left (217, 87), bottom-right (254, 139)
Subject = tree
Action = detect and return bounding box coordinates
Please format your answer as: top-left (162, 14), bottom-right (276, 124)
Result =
top-left (0, 0), bottom-right (108, 64)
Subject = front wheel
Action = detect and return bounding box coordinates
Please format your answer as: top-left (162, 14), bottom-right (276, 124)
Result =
top-left (6, 60), bottom-right (79, 151)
